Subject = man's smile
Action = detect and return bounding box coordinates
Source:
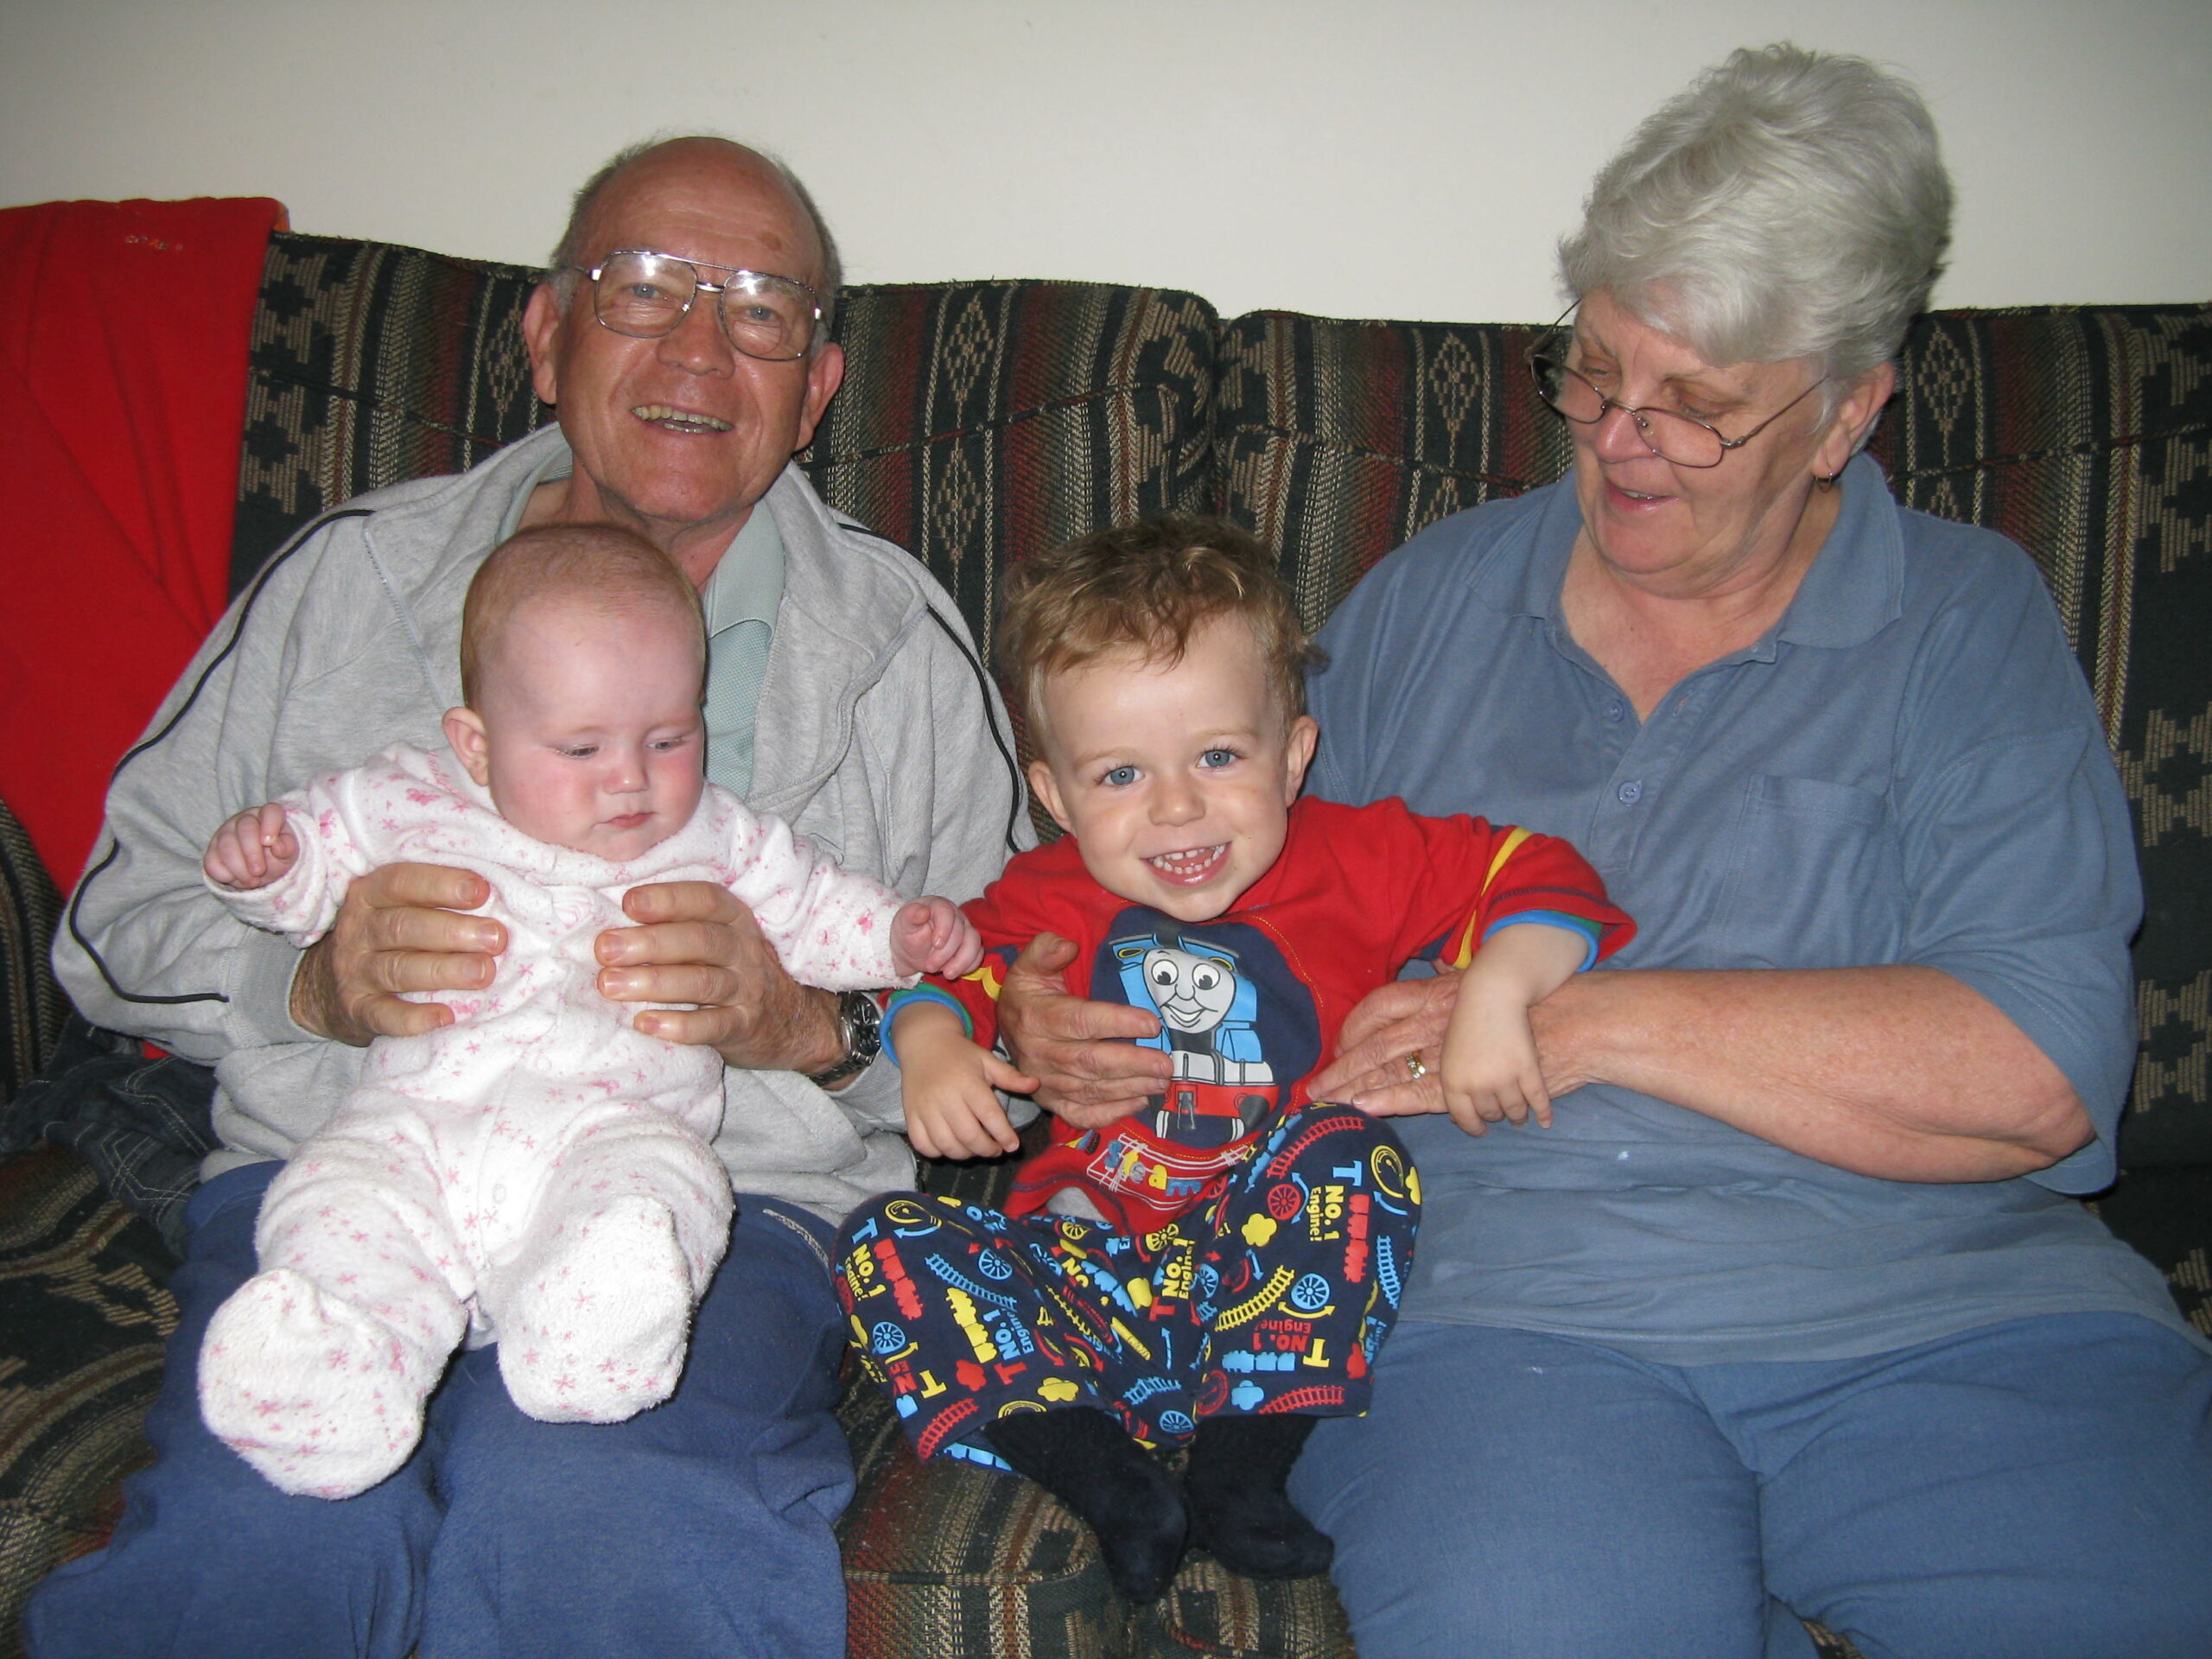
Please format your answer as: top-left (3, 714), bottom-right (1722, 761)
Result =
top-left (631, 404), bottom-right (733, 434)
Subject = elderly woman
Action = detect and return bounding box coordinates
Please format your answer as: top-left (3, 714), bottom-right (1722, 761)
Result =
top-left (998, 45), bottom-right (2212, 1658)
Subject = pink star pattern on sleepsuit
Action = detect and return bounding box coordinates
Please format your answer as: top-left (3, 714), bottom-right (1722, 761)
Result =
top-left (196, 743), bottom-right (912, 1498)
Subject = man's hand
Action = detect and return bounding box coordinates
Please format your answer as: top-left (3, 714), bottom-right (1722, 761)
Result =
top-left (289, 862), bottom-right (504, 1046)
top-left (597, 880), bottom-right (845, 1076)
top-left (993, 931), bottom-right (1171, 1128)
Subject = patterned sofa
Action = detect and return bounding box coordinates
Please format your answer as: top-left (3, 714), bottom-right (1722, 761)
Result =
top-left (0, 231), bottom-right (2206, 1659)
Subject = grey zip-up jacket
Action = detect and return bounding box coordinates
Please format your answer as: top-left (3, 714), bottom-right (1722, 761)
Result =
top-left (57, 424), bottom-right (1028, 1226)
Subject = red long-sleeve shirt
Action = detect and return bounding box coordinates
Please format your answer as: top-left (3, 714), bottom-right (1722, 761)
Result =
top-left (902, 796), bottom-right (1632, 1235)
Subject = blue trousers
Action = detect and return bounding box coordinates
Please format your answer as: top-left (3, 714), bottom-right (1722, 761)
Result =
top-left (25, 1162), bottom-right (855, 1659)
top-left (1289, 1313), bottom-right (2212, 1659)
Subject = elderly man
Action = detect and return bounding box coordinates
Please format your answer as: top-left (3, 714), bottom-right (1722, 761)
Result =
top-left (30, 137), bottom-right (1022, 1659)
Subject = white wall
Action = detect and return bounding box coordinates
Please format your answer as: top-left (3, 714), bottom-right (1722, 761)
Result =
top-left (2, 0), bottom-right (2207, 322)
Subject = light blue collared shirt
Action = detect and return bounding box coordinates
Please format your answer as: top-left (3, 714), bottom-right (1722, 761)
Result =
top-left (697, 505), bottom-right (785, 800)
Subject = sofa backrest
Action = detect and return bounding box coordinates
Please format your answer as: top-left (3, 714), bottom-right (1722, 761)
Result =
top-left (225, 230), bottom-right (2211, 1168)
top-left (233, 235), bottom-right (550, 590)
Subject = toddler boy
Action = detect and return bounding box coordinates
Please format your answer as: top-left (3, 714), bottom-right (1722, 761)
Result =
top-left (835, 517), bottom-right (1630, 1599)
top-left (197, 523), bottom-right (980, 1499)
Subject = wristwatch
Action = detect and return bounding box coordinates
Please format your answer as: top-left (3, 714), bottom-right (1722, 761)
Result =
top-left (805, 989), bottom-right (882, 1089)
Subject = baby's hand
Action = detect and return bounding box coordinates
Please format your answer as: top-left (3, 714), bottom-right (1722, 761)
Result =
top-left (1437, 987), bottom-right (1551, 1138)
top-left (890, 896), bottom-right (984, 979)
top-left (895, 1004), bottom-right (1035, 1160)
top-left (203, 804), bottom-right (300, 891)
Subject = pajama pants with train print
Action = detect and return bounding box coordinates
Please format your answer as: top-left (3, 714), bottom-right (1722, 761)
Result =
top-left (836, 1105), bottom-right (1420, 1465)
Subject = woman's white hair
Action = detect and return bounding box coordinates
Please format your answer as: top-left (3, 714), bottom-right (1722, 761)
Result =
top-left (1558, 43), bottom-right (1952, 388)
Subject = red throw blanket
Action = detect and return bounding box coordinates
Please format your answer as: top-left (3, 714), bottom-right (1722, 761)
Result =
top-left (0, 195), bottom-right (283, 886)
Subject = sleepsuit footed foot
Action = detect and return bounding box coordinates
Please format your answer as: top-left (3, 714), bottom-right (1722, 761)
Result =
top-left (198, 1267), bottom-right (446, 1499)
top-left (494, 1192), bottom-right (706, 1422)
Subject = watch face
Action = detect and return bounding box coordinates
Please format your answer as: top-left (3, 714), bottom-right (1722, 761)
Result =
top-left (809, 991), bottom-right (881, 1086)
top-left (848, 990), bottom-right (883, 1055)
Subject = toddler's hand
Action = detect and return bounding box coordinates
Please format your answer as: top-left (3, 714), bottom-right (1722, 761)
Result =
top-left (891, 896), bottom-right (984, 979)
top-left (1437, 990), bottom-right (1552, 1138)
top-left (204, 804), bottom-right (300, 891)
top-left (906, 1052), bottom-right (1034, 1160)
top-left (895, 1004), bottom-right (1036, 1160)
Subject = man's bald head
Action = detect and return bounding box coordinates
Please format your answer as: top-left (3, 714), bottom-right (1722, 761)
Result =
top-left (550, 137), bottom-right (842, 324)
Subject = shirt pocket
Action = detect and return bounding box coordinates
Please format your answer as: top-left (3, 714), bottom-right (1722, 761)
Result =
top-left (1710, 773), bottom-right (1898, 969)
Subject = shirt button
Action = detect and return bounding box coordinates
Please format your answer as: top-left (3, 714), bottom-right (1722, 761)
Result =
top-left (492, 1184), bottom-right (507, 1205)
top-left (1605, 699), bottom-right (1625, 721)
top-left (1618, 780), bottom-right (1643, 804)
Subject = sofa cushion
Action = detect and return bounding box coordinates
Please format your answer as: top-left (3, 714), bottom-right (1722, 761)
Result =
top-left (232, 232), bottom-right (551, 591)
top-left (230, 235), bottom-right (1220, 652)
top-left (0, 1147), bottom-right (175, 1649)
top-left (839, 1366), bottom-right (1359, 1659)
top-left (802, 279), bottom-right (1220, 664)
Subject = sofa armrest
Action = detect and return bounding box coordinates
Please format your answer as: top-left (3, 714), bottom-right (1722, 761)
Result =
top-left (0, 794), bottom-right (67, 1107)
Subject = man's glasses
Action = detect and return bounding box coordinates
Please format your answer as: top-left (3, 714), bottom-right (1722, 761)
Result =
top-left (1526, 315), bottom-right (1822, 468)
top-left (569, 250), bottom-right (823, 361)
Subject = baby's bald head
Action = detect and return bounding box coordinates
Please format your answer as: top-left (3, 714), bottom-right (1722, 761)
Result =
top-left (458, 523), bottom-right (705, 710)
top-left (444, 523), bottom-right (712, 857)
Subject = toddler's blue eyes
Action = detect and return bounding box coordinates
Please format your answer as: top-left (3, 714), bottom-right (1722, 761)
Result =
top-left (1199, 748), bottom-right (1236, 768)
top-left (1102, 766), bottom-right (1139, 788)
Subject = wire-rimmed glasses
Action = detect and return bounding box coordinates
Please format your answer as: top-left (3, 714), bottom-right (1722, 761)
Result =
top-left (570, 250), bottom-right (823, 361)
top-left (1526, 311), bottom-right (1821, 467)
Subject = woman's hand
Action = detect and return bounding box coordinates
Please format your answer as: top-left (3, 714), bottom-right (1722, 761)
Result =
top-left (1307, 974), bottom-right (1460, 1117)
top-left (994, 931), bottom-right (1172, 1128)
top-left (1322, 961), bottom-right (2090, 1180)
top-left (290, 862), bottom-right (504, 1046)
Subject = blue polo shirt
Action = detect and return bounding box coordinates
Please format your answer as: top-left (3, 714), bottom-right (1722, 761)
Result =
top-left (1308, 454), bottom-right (2196, 1362)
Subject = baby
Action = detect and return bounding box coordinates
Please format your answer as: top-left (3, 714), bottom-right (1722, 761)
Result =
top-left (835, 517), bottom-right (1631, 1601)
top-left (197, 523), bottom-right (980, 1500)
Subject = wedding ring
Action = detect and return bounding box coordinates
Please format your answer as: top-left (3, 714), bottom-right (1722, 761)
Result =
top-left (1405, 1052), bottom-right (1428, 1080)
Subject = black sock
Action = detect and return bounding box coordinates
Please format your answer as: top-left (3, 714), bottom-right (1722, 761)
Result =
top-left (1184, 1413), bottom-right (1334, 1580)
top-left (981, 1408), bottom-right (1191, 1603)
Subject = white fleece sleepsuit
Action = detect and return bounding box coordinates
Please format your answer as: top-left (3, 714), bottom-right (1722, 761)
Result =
top-left (197, 741), bottom-right (912, 1498)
